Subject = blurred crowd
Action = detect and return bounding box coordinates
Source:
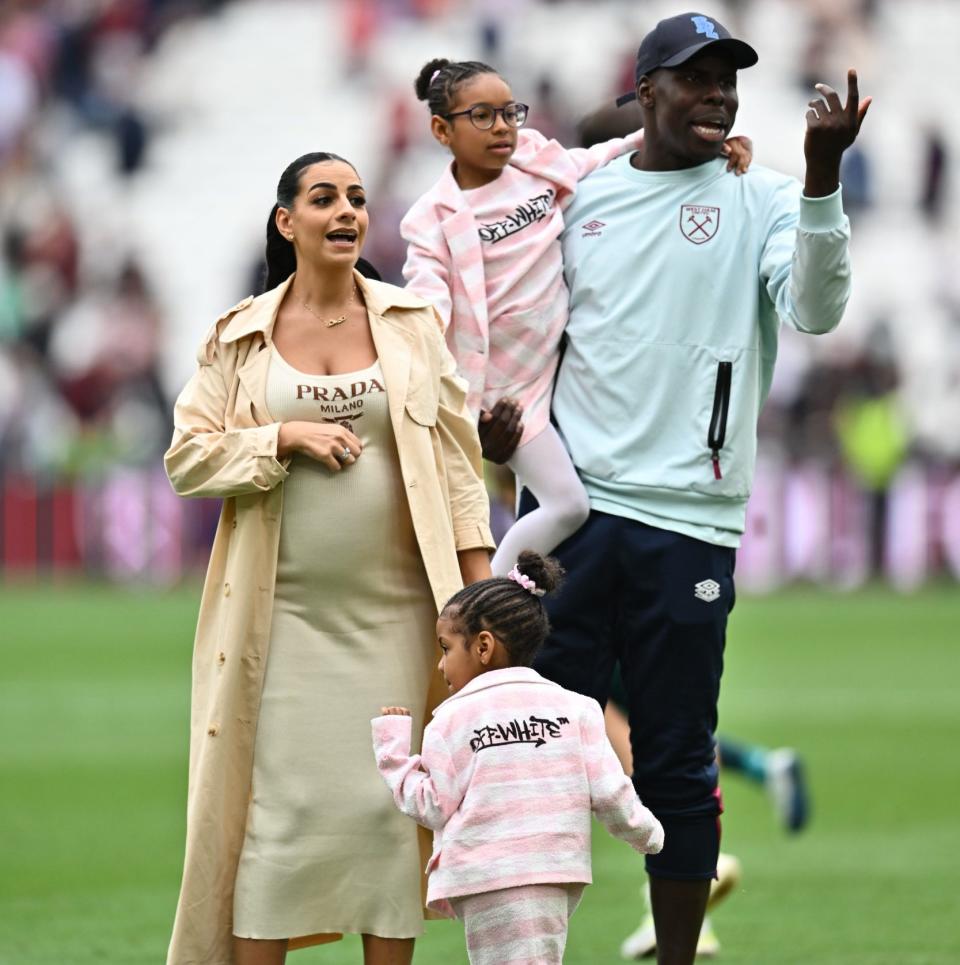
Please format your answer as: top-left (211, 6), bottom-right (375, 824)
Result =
top-left (0, 0), bottom-right (240, 482)
top-left (1, 0), bottom-right (958, 583)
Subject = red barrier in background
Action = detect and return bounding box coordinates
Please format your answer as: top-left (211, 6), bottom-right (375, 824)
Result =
top-left (2, 464), bottom-right (959, 589)
top-left (3, 476), bottom-right (38, 571)
top-left (52, 485), bottom-right (82, 571)
top-left (0, 469), bottom-right (218, 584)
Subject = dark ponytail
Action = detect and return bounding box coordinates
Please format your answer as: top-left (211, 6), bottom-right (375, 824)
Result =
top-left (260, 150), bottom-right (356, 293)
top-left (263, 204), bottom-right (296, 293)
top-left (414, 57), bottom-right (499, 118)
top-left (441, 550), bottom-right (565, 667)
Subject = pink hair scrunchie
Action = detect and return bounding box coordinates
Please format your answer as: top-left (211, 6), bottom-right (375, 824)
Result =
top-left (430, 68), bottom-right (442, 84)
top-left (507, 564), bottom-right (546, 597)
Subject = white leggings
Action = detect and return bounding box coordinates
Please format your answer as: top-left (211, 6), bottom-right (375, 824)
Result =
top-left (450, 883), bottom-right (585, 965)
top-left (490, 423), bottom-right (590, 576)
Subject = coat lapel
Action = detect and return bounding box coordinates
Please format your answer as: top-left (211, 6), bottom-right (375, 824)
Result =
top-left (224, 277), bottom-right (289, 426)
top-left (237, 342), bottom-right (274, 425)
top-left (368, 309), bottom-right (412, 444)
top-left (221, 275), bottom-right (290, 344)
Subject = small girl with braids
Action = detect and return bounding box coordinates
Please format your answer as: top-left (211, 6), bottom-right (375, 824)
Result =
top-left (371, 550), bottom-right (664, 965)
top-left (401, 58), bottom-right (752, 576)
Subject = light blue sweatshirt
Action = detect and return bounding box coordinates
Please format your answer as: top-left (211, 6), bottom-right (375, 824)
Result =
top-left (555, 154), bottom-right (851, 547)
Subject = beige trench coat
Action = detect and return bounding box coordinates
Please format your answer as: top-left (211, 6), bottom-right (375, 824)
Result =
top-left (163, 273), bottom-right (494, 965)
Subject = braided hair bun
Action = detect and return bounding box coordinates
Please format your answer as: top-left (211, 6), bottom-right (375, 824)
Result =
top-left (440, 550), bottom-right (565, 667)
top-left (413, 57), bottom-right (498, 118)
top-left (513, 550), bottom-right (564, 598)
top-left (414, 58), bottom-right (451, 101)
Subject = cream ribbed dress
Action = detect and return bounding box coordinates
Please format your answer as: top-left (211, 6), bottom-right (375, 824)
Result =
top-left (232, 346), bottom-right (438, 941)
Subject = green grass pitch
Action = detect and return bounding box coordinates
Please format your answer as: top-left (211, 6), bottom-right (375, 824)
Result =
top-left (2, 583), bottom-right (958, 964)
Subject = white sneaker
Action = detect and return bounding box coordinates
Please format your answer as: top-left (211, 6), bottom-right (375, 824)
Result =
top-left (620, 912), bottom-right (657, 960)
top-left (619, 914), bottom-right (721, 960)
top-left (620, 854), bottom-right (740, 960)
top-left (696, 916), bottom-right (720, 957)
top-left (708, 852), bottom-right (742, 909)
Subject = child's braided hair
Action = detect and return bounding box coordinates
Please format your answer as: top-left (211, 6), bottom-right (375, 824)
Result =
top-left (442, 550), bottom-right (565, 666)
top-left (414, 57), bottom-right (499, 118)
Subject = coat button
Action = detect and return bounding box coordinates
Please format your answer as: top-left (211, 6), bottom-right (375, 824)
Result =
top-left (207, 724), bottom-right (220, 737)
top-left (217, 651), bottom-right (226, 666)
top-left (231, 519), bottom-right (237, 529)
top-left (224, 582), bottom-right (231, 596)
top-left (408, 477), bottom-right (417, 488)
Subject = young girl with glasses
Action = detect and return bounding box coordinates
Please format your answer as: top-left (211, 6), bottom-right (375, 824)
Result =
top-left (371, 550), bottom-right (665, 964)
top-left (402, 58), bottom-right (750, 574)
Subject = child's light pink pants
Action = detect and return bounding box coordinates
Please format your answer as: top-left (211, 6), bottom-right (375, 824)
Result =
top-left (449, 883), bottom-right (585, 964)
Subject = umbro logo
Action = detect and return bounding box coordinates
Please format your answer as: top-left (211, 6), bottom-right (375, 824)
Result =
top-left (581, 219), bottom-right (606, 237)
top-left (694, 579), bottom-right (720, 603)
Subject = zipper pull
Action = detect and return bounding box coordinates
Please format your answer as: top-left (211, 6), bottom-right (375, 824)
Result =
top-left (711, 449), bottom-right (722, 480)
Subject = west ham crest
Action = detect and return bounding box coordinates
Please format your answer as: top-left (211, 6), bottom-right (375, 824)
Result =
top-left (680, 205), bottom-right (720, 244)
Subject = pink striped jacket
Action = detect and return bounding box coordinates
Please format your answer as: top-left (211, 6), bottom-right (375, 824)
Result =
top-left (400, 128), bottom-right (642, 420)
top-left (371, 667), bottom-right (663, 913)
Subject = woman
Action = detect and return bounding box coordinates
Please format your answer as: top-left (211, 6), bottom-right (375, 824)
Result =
top-left (164, 151), bottom-right (494, 965)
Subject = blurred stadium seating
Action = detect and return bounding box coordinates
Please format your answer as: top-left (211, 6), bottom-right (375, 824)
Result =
top-left (1, 0), bottom-right (958, 587)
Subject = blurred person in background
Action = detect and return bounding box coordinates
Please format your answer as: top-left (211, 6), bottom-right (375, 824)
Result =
top-left (520, 12), bottom-right (870, 964)
top-left (0, 47), bottom-right (37, 164)
top-left (919, 125), bottom-right (948, 224)
top-left (527, 73), bottom-right (576, 147)
top-left (164, 150), bottom-right (493, 965)
top-left (833, 328), bottom-right (908, 575)
top-left (0, 182), bottom-right (84, 477)
top-left (839, 142), bottom-right (872, 217)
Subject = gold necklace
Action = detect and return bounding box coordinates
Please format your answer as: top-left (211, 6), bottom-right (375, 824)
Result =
top-left (302, 285), bottom-right (357, 328)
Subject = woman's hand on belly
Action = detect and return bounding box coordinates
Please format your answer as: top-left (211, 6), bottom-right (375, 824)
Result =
top-left (278, 420), bottom-right (363, 471)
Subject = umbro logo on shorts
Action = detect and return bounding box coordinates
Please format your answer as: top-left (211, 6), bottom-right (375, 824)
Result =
top-left (694, 579), bottom-right (720, 602)
top-left (581, 219), bottom-right (606, 237)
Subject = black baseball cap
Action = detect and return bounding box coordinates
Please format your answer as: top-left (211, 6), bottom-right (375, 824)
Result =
top-left (617, 12), bottom-right (758, 106)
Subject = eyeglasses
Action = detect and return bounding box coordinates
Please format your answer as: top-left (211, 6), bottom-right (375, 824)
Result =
top-left (443, 102), bottom-right (529, 130)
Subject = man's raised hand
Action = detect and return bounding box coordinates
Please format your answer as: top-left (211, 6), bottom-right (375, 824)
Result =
top-left (803, 68), bottom-right (872, 197)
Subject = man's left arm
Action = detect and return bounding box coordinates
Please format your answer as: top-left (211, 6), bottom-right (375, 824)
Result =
top-left (762, 69), bottom-right (872, 335)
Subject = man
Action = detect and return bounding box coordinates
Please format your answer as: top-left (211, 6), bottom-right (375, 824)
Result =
top-left (529, 12), bottom-right (870, 965)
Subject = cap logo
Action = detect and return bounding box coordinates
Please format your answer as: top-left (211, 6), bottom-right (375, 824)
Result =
top-left (692, 15), bottom-right (720, 40)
